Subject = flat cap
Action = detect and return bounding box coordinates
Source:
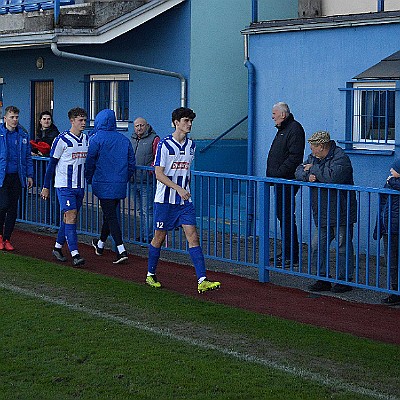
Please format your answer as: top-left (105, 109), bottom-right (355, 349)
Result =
top-left (307, 131), bottom-right (331, 144)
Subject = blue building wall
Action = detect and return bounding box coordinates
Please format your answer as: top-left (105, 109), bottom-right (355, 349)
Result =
top-left (248, 21), bottom-right (400, 187)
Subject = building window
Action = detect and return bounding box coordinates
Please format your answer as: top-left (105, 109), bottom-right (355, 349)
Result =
top-left (86, 74), bottom-right (130, 128)
top-left (351, 81), bottom-right (395, 150)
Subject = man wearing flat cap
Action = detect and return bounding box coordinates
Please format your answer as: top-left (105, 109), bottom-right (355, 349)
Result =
top-left (295, 131), bottom-right (357, 293)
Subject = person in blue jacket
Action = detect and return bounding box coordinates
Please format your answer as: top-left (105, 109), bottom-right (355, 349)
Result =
top-left (85, 109), bottom-right (136, 264)
top-left (0, 106), bottom-right (33, 251)
top-left (374, 159), bottom-right (400, 305)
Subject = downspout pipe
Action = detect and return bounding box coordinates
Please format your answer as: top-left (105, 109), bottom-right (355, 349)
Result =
top-left (244, 35), bottom-right (255, 176)
top-left (50, 42), bottom-right (187, 107)
top-left (252, 0), bottom-right (258, 23)
top-left (378, 0), bottom-right (385, 12)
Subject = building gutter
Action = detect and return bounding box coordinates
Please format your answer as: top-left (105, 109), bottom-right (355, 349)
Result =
top-left (242, 12), bottom-right (400, 35)
top-left (50, 41), bottom-right (186, 107)
top-left (244, 34), bottom-right (255, 176)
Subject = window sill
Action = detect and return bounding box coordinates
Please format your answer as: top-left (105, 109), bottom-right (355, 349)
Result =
top-left (343, 148), bottom-right (394, 156)
top-left (337, 140), bottom-right (395, 155)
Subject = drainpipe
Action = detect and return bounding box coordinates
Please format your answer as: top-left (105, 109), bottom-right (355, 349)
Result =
top-left (244, 33), bottom-right (255, 235)
top-left (50, 42), bottom-right (187, 107)
top-left (252, 0), bottom-right (258, 23)
top-left (244, 34), bottom-right (255, 176)
top-left (378, 0), bottom-right (385, 12)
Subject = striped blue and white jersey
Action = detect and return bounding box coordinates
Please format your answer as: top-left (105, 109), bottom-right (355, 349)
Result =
top-left (50, 130), bottom-right (89, 189)
top-left (154, 134), bottom-right (195, 204)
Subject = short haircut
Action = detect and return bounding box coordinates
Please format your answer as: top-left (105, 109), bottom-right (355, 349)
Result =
top-left (171, 107), bottom-right (196, 125)
top-left (37, 111), bottom-right (55, 134)
top-left (5, 105), bottom-right (20, 115)
top-left (68, 107), bottom-right (87, 120)
top-left (272, 102), bottom-right (290, 116)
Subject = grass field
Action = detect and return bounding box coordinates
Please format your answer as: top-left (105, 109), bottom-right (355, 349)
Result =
top-left (0, 252), bottom-right (399, 400)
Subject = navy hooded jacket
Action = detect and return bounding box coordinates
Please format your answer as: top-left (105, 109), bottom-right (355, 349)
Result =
top-left (85, 109), bottom-right (135, 200)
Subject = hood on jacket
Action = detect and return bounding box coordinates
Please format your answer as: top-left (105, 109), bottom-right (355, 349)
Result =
top-left (93, 109), bottom-right (117, 132)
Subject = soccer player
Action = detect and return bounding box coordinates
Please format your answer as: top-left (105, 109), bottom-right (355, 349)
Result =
top-left (41, 107), bottom-right (89, 267)
top-left (146, 107), bottom-right (221, 293)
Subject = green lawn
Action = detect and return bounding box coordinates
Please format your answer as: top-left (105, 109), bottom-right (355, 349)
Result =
top-left (0, 252), bottom-right (399, 399)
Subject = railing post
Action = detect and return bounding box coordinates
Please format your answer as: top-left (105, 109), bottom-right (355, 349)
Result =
top-left (54, 0), bottom-right (60, 25)
top-left (258, 181), bottom-right (270, 282)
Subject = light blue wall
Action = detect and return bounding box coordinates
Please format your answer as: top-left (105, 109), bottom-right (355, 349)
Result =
top-left (258, 0), bottom-right (298, 21)
top-left (249, 22), bottom-right (400, 187)
top-left (189, 0), bottom-right (298, 141)
top-left (189, 0), bottom-right (250, 142)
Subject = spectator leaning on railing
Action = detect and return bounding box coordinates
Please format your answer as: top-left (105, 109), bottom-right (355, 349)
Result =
top-left (373, 159), bottom-right (400, 306)
top-left (295, 131), bottom-right (357, 293)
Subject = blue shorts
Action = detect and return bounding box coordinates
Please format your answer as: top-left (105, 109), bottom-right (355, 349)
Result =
top-left (56, 187), bottom-right (84, 213)
top-left (154, 202), bottom-right (196, 231)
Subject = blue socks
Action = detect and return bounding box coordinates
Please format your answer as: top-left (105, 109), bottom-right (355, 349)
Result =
top-left (56, 220), bottom-right (66, 246)
top-left (147, 244), bottom-right (206, 280)
top-left (189, 246), bottom-right (206, 280)
top-left (148, 244), bottom-right (161, 275)
top-left (65, 223), bottom-right (78, 253)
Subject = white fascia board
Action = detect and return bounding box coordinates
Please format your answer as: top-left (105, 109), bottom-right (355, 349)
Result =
top-left (0, 0), bottom-right (185, 48)
top-left (57, 0), bottom-right (186, 45)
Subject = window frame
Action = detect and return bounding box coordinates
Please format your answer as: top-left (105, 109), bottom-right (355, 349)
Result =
top-left (350, 81), bottom-right (396, 151)
top-left (86, 73), bottom-right (130, 129)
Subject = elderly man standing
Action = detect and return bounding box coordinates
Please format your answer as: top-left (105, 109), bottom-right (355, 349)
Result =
top-left (295, 131), bottom-right (357, 293)
top-left (130, 117), bottom-right (159, 242)
top-left (266, 102), bottom-right (305, 267)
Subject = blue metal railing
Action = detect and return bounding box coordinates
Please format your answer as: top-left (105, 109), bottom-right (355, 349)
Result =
top-left (0, 0), bottom-right (74, 16)
top-left (19, 156), bottom-right (400, 297)
top-left (199, 116), bottom-right (248, 154)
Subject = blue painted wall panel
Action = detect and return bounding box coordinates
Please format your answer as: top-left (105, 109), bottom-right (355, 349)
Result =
top-left (249, 22), bottom-right (400, 188)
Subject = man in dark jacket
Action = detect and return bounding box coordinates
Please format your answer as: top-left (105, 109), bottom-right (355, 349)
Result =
top-left (374, 159), bottom-right (400, 305)
top-left (86, 109), bottom-right (136, 264)
top-left (295, 131), bottom-right (357, 293)
top-left (266, 102), bottom-right (305, 267)
top-left (130, 117), bottom-right (159, 242)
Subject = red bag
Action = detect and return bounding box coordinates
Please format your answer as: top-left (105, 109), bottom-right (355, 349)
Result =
top-left (30, 140), bottom-right (51, 155)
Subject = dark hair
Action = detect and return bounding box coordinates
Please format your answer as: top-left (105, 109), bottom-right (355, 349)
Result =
top-left (36, 111), bottom-right (54, 134)
top-left (171, 107), bottom-right (196, 125)
top-left (5, 105), bottom-right (20, 115)
top-left (68, 107), bottom-right (87, 120)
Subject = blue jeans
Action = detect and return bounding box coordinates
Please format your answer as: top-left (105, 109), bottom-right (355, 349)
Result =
top-left (311, 224), bottom-right (354, 281)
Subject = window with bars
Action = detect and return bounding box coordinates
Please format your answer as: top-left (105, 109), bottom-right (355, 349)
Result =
top-left (351, 81), bottom-right (395, 149)
top-left (85, 74), bottom-right (130, 128)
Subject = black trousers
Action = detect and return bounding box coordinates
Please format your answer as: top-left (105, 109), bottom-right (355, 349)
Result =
top-left (0, 173), bottom-right (22, 241)
top-left (275, 183), bottom-right (300, 261)
top-left (383, 233), bottom-right (399, 291)
top-left (99, 198), bottom-right (123, 247)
